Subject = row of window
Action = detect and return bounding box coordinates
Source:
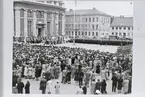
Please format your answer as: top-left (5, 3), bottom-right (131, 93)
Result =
top-left (66, 24), bottom-right (98, 30)
top-left (66, 16), bottom-right (110, 24)
top-left (112, 32), bottom-right (132, 37)
top-left (112, 26), bottom-right (133, 30)
top-left (20, 9), bottom-right (62, 20)
top-left (66, 31), bottom-right (98, 37)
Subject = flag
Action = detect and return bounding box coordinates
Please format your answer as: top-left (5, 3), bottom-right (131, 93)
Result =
top-left (74, 0), bottom-right (77, 7)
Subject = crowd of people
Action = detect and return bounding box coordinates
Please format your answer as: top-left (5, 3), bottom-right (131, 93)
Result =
top-left (12, 42), bottom-right (132, 94)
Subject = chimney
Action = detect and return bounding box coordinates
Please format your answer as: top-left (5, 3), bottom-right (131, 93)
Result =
top-left (120, 15), bottom-right (124, 17)
top-left (69, 9), bottom-right (73, 11)
top-left (93, 7), bottom-right (96, 10)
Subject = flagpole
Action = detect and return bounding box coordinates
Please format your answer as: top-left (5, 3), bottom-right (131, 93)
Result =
top-left (73, 0), bottom-right (77, 45)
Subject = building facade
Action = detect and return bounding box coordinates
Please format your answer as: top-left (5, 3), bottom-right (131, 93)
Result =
top-left (13, 0), bottom-right (65, 40)
top-left (65, 8), bottom-right (111, 39)
top-left (65, 9), bottom-right (133, 40)
top-left (110, 16), bottom-right (133, 39)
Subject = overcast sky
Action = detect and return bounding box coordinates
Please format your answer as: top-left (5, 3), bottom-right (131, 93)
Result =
top-left (63, 0), bottom-right (133, 17)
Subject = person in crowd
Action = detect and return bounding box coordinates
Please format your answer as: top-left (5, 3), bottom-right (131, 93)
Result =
top-left (82, 84), bottom-right (87, 95)
top-left (76, 86), bottom-right (83, 94)
top-left (25, 81), bottom-right (30, 94)
top-left (128, 76), bottom-right (132, 94)
top-left (78, 69), bottom-right (84, 86)
top-left (46, 80), bottom-right (52, 94)
top-left (61, 67), bottom-right (67, 84)
top-left (13, 43), bottom-right (132, 94)
top-left (111, 73), bottom-right (118, 92)
top-left (95, 79), bottom-right (101, 92)
top-left (39, 76), bottom-right (47, 94)
top-left (123, 77), bottom-right (129, 94)
top-left (101, 79), bottom-right (107, 94)
top-left (55, 81), bottom-right (60, 94)
top-left (90, 79), bottom-right (96, 94)
top-left (117, 76), bottom-right (123, 93)
top-left (84, 69), bottom-right (91, 87)
top-left (17, 78), bottom-right (24, 94)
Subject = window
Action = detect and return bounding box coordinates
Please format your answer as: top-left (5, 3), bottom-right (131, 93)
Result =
top-left (20, 18), bottom-right (24, 37)
top-left (96, 25), bottom-right (98, 30)
top-left (54, 1), bottom-right (57, 4)
top-left (116, 32), bottom-right (118, 36)
top-left (89, 32), bottom-right (90, 36)
top-left (82, 32), bottom-right (84, 36)
top-left (75, 31), bottom-right (77, 36)
top-left (112, 32), bottom-right (114, 35)
top-left (89, 18), bottom-right (91, 22)
top-left (96, 17), bottom-right (98, 22)
top-left (124, 27), bottom-right (126, 30)
top-left (85, 32), bottom-right (87, 36)
top-left (96, 32), bottom-right (98, 36)
top-left (86, 18), bottom-right (87, 22)
top-left (92, 32), bottom-right (94, 36)
top-left (116, 27), bottom-right (118, 30)
top-left (27, 9), bottom-right (33, 17)
top-left (27, 20), bottom-right (33, 37)
top-left (112, 27), bottom-right (114, 30)
top-left (78, 31), bottom-right (80, 35)
top-left (37, 11), bottom-right (44, 18)
top-left (128, 27), bottom-right (130, 30)
top-left (72, 31), bottom-right (74, 36)
top-left (20, 9), bottom-right (24, 17)
top-left (59, 13), bottom-right (62, 20)
top-left (93, 17), bottom-right (95, 22)
top-left (47, 22), bottom-right (51, 35)
top-left (123, 33), bottom-right (126, 37)
top-left (92, 24), bottom-right (95, 29)
top-left (128, 33), bottom-right (130, 36)
top-left (119, 27), bottom-right (122, 30)
top-left (119, 33), bottom-right (122, 36)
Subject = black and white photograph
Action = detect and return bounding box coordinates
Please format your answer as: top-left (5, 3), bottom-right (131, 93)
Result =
top-left (12, 0), bottom-right (133, 95)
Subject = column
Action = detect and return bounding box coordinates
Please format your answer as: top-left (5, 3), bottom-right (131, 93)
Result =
top-left (44, 11), bottom-right (47, 37)
top-left (51, 13), bottom-right (54, 36)
top-left (24, 9), bottom-right (27, 37)
top-left (55, 13), bottom-right (59, 36)
top-left (62, 13), bottom-right (65, 36)
top-left (33, 10), bottom-right (37, 37)
top-left (15, 8), bottom-right (20, 37)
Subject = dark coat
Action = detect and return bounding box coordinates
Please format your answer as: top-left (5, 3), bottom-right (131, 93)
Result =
top-left (111, 75), bottom-right (118, 84)
top-left (101, 81), bottom-right (107, 92)
top-left (96, 65), bottom-right (100, 74)
top-left (39, 78), bottom-right (47, 90)
top-left (117, 78), bottom-right (123, 90)
top-left (25, 82), bottom-right (30, 94)
top-left (95, 82), bottom-right (101, 91)
top-left (17, 82), bottom-right (24, 93)
top-left (82, 86), bottom-right (87, 94)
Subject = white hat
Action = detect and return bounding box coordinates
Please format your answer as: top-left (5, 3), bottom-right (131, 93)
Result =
top-left (95, 90), bottom-right (101, 94)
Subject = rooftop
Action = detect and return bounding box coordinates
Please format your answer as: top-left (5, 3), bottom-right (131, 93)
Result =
top-left (65, 8), bottom-right (111, 16)
top-left (111, 16), bottom-right (133, 27)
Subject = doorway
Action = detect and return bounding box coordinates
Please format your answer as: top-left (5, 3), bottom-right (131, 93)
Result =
top-left (37, 28), bottom-right (41, 38)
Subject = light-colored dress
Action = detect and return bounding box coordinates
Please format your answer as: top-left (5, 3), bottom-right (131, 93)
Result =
top-left (76, 88), bottom-right (83, 94)
top-left (123, 79), bottom-right (129, 93)
top-left (24, 66), bottom-right (28, 77)
top-left (46, 80), bottom-right (52, 93)
top-left (90, 81), bottom-right (96, 94)
top-left (55, 84), bottom-right (60, 94)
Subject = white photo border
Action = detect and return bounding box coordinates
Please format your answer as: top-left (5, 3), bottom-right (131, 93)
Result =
top-left (2, 0), bottom-right (145, 97)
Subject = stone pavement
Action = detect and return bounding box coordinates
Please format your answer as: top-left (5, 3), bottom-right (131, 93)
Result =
top-left (21, 73), bottom-right (122, 95)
